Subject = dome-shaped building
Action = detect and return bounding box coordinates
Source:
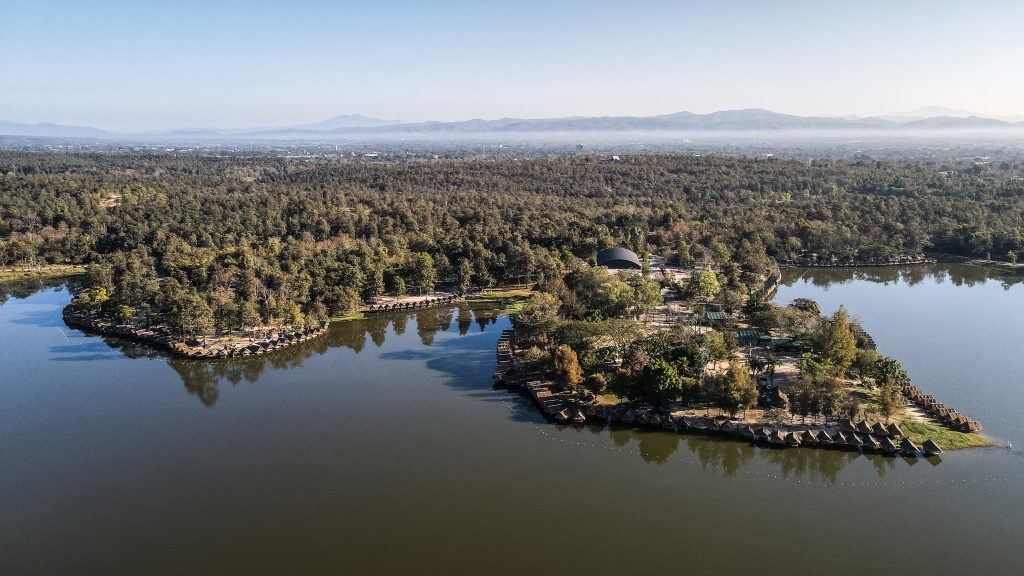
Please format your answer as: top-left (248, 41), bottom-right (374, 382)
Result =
top-left (596, 247), bottom-right (642, 270)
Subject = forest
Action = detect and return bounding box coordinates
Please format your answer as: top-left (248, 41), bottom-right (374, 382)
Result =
top-left (1, 151), bottom-right (1022, 335)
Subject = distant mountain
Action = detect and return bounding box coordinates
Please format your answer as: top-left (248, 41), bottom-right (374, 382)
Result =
top-left (288, 114), bottom-right (399, 131)
top-left (313, 109), bottom-right (896, 134)
top-left (898, 116), bottom-right (1017, 130)
top-left (0, 120), bottom-right (107, 138)
top-left (882, 106), bottom-right (1024, 123)
top-left (5, 108), bottom-right (1024, 140)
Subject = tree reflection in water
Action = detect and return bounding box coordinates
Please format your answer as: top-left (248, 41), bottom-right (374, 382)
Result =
top-left (158, 304), bottom-right (504, 406)
top-left (782, 263), bottom-right (1023, 291)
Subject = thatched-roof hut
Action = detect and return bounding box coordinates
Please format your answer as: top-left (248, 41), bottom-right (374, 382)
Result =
top-left (923, 439), bottom-right (942, 456)
top-left (648, 413), bottom-right (662, 427)
top-left (839, 418), bottom-right (858, 433)
top-left (769, 430), bottom-right (786, 446)
top-left (899, 438), bottom-right (921, 456)
top-left (817, 430), bottom-right (835, 446)
top-left (846, 434), bottom-right (864, 448)
top-left (856, 421), bottom-right (874, 435)
top-left (862, 435), bottom-right (882, 451)
top-left (784, 432), bottom-right (801, 447)
top-left (800, 430), bottom-right (819, 445)
top-left (879, 436), bottom-right (900, 454)
top-left (872, 422), bottom-right (890, 436)
top-left (886, 422), bottom-right (904, 437)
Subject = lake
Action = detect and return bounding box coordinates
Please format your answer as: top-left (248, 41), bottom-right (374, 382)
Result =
top-left (1, 266), bottom-right (1022, 575)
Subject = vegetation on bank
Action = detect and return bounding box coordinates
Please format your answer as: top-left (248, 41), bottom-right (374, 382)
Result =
top-left (2, 152), bottom-right (1024, 340)
top-left (511, 259), bottom-right (984, 449)
top-left (0, 265), bottom-right (85, 283)
top-left (902, 421), bottom-right (993, 450)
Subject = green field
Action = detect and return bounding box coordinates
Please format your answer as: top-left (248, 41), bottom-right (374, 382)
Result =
top-left (902, 420), bottom-right (993, 451)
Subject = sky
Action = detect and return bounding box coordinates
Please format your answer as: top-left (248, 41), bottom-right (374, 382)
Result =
top-left (2, 0), bottom-right (1023, 132)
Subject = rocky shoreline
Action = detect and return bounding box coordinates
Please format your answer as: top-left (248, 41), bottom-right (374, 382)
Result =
top-left (62, 307), bottom-right (330, 359)
top-left (495, 330), bottom-right (978, 458)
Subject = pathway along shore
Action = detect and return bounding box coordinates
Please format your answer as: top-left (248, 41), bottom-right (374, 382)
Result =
top-left (494, 330), bottom-right (980, 459)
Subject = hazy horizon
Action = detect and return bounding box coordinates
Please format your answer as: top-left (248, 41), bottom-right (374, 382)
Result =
top-left (3, 0), bottom-right (1024, 131)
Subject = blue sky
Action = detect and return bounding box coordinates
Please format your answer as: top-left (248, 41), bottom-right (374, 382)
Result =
top-left (2, 0), bottom-right (1023, 131)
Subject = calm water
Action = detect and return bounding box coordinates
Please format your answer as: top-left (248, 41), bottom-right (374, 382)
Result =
top-left (1, 267), bottom-right (1023, 575)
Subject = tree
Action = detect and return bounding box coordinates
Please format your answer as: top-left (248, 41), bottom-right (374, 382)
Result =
top-left (410, 252), bottom-right (436, 294)
top-left (852, 348), bottom-right (879, 383)
top-left (457, 258), bottom-right (473, 292)
top-left (821, 307), bottom-right (857, 373)
top-left (635, 358), bottom-right (686, 407)
top-left (873, 355), bottom-right (908, 421)
top-left (554, 344), bottom-right (583, 390)
top-left (169, 291), bottom-right (213, 339)
top-left (514, 292), bottom-right (561, 346)
top-left (689, 266), bottom-right (720, 302)
top-left (714, 361), bottom-right (757, 417)
top-left (790, 298), bottom-right (821, 315)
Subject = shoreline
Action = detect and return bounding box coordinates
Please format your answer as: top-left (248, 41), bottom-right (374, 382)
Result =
top-left (494, 330), bottom-right (990, 457)
top-left (62, 307), bottom-right (330, 360)
top-left (0, 265), bottom-right (86, 283)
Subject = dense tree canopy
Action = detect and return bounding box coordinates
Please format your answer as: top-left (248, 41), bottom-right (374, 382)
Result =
top-left (2, 152), bottom-right (1022, 334)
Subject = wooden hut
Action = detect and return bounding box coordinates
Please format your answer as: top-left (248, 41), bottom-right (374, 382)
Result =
top-left (769, 430), bottom-right (786, 446)
top-left (784, 432), bottom-right (801, 447)
top-left (845, 433), bottom-right (864, 450)
top-left (839, 418), bottom-right (858, 433)
top-left (899, 438), bottom-right (921, 456)
top-left (621, 409), bottom-right (637, 424)
top-left (872, 422), bottom-right (890, 437)
top-left (817, 429), bottom-right (835, 447)
top-left (922, 439), bottom-right (943, 456)
top-left (879, 436), bottom-right (900, 455)
top-left (886, 422), bottom-right (904, 438)
top-left (857, 421), bottom-right (874, 435)
top-left (862, 435), bottom-right (882, 452)
top-left (800, 430), bottom-right (819, 446)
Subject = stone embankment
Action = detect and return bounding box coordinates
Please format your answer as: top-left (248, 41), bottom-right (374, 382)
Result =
top-left (62, 308), bottom-right (329, 359)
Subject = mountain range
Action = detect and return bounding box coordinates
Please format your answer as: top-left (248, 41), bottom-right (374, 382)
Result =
top-left (2, 108), bottom-right (1023, 139)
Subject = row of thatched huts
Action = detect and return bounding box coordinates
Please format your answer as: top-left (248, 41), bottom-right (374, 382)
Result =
top-left (579, 404), bottom-right (942, 457)
top-left (903, 383), bottom-right (982, 432)
top-left (62, 308), bottom-right (330, 360)
top-left (366, 295), bottom-right (460, 313)
top-left (493, 330), bottom-right (514, 384)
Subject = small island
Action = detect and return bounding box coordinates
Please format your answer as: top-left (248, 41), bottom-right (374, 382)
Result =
top-left (495, 247), bottom-right (988, 457)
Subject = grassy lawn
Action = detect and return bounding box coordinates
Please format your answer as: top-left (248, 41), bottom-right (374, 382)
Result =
top-left (0, 265), bottom-right (86, 283)
top-left (902, 421), bottom-right (992, 450)
top-left (468, 287), bottom-right (535, 315)
top-left (597, 393), bottom-right (623, 405)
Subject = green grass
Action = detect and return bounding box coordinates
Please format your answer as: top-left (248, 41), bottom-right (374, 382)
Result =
top-left (330, 311), bottom-right (366, 322)
top-left (902, 420), bottom-right (992, 451)
top-left (597, 393), bottom-right (623, 404)
top-left (0, 265), bottom-right (86, 283)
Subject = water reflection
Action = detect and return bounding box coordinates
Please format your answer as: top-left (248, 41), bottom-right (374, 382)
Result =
top-left (541, 421), bottom-right (945, 485)
top-left (782, 263), bottom-right (1024, 291)
top-left (159, 303), bottom-right (504, 406)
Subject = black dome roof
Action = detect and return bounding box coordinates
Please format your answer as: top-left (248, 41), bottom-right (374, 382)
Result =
top-left (596, 247), bottom-right (642, 269)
